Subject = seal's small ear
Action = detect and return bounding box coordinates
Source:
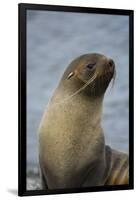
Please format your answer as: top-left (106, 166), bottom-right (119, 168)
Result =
top-left (67, 71), bottom-right (75, 79)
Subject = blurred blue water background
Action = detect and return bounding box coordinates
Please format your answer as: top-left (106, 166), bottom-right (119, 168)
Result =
top-left (27, 10), bottom-right (129, 173)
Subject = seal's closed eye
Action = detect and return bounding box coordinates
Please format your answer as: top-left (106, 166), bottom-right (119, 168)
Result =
top-left (86, 63), bottom-right (96, 69)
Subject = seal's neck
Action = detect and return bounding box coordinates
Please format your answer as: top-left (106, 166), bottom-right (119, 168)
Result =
top-left (52, 80), bottom-right (104, 133)
top-left (44, 80), bottom-right (106, 188)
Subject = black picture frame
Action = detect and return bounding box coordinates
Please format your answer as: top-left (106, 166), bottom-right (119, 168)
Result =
top-left (18, 3), bottom-right (134, 196)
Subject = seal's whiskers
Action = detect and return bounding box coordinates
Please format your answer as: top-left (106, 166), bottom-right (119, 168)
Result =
top-left (111, 69), bottom-right (116, 88)
top-left (52, 73), bottom-right (97, 106)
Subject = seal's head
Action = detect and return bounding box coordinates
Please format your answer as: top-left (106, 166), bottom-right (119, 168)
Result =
top-left (63, 53), bottom-right (115, 97)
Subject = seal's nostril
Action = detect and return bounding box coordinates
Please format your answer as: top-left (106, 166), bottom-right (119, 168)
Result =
top-left (108, 59), bottom-right (114, 67)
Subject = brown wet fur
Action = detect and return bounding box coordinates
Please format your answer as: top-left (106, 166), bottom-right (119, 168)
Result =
top-left (38, 53), bottom-right (129, 189)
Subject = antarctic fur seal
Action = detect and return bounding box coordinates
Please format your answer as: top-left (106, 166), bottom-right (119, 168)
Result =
top-left (38, 53), bottom-right (129, 189)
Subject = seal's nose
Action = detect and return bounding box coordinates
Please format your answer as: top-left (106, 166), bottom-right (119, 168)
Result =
top-left (108, 59), bottom-right (115, 68)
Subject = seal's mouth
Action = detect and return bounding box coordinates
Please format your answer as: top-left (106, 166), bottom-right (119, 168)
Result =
top-left (102, 59), bottom-right (115, 81)
top-left (94, 58), bottom-right (115, 78)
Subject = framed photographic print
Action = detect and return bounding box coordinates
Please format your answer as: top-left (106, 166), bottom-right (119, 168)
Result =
top-left (18, 3), bottom-right (134, 196)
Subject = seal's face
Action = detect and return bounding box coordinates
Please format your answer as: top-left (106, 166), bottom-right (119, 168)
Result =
top-left (66, 53), bottom-right (115, 96)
